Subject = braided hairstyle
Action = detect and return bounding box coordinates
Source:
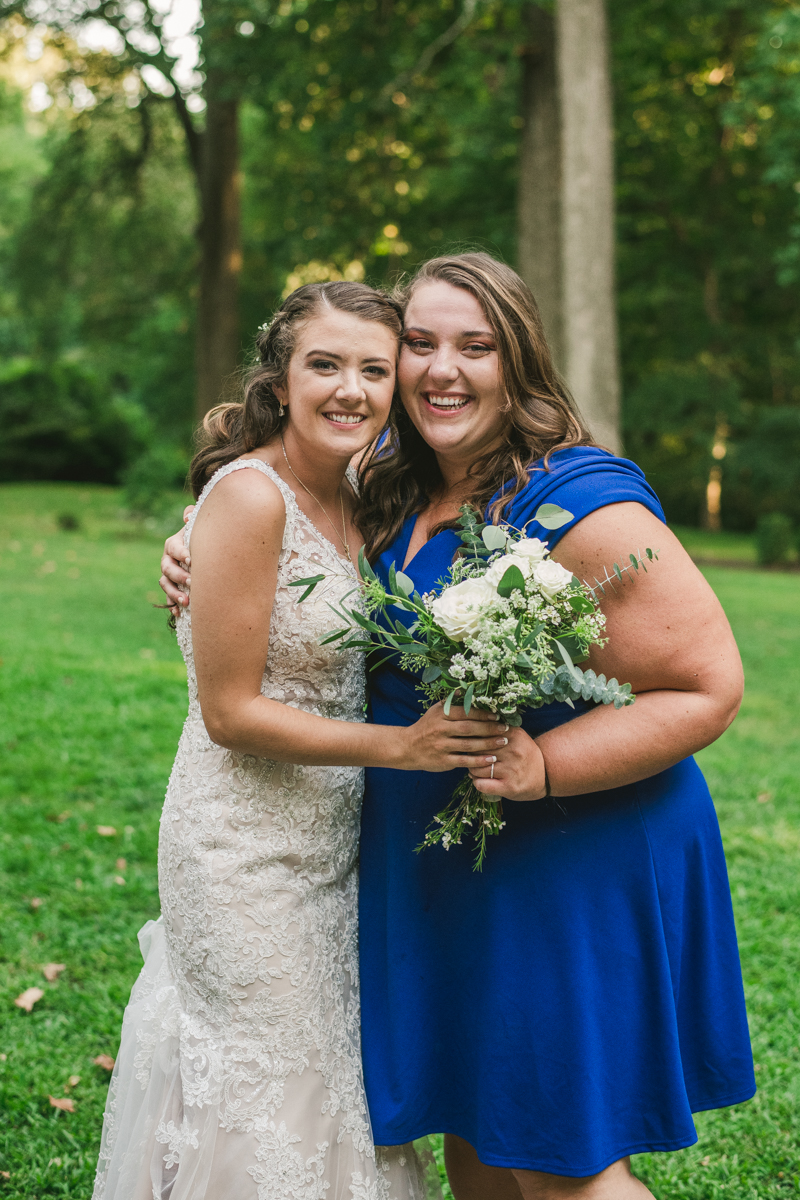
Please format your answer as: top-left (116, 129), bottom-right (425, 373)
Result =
top-left (189, 281), bottom-right (403, 498)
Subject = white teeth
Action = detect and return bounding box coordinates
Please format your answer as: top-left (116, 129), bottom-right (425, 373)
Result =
top-left (427, 394), bottom-right (470, 410)
top-left (325, 413), bottom-right (365, 424)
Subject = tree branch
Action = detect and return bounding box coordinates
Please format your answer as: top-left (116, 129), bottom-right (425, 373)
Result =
top-left (380, 0), bottom-right (481, 100)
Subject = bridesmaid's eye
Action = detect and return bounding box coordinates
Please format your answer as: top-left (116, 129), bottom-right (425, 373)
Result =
top-left (404, 338), bottom-right (433, 352)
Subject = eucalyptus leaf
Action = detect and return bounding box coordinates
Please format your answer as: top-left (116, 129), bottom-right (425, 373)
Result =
top-left (422, 664), bottom-right (442, 683)
top-left (482, 524), bottom-right (507, 551)
top-left (534, 503), bottom-right (574, 530)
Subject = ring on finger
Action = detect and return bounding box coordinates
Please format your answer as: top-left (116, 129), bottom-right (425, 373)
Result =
top-left (490, 762), bottom-right (494, 780)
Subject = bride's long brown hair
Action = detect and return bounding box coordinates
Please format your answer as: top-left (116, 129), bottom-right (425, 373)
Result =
top-left (357, 253), bottom-right (595, 561)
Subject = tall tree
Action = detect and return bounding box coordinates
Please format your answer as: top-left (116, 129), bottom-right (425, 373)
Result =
top-left (1, 0), bottom-right (243, 419)
top-left (517, 4), bottom-right (564, 367)
top-left (517, 0), bottom-right (621, 451)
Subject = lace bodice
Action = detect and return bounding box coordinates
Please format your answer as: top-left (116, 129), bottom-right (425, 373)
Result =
top-left (93, 459), bottom-right (434, 1200)
top-left (179, 457), bottom-right (365, 726)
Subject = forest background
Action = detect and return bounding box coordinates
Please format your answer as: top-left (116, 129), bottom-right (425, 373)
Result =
top-left (2, 0), bottom-right (800, 535)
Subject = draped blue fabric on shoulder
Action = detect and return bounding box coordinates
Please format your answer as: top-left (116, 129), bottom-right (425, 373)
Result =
top-left (359, 446), bottom-right (755, 1177)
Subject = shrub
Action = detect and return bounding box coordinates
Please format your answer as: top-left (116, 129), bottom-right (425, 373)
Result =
top-left (121, 443), bottom-right (190, 519)
top-left (0, 357), bottom-right (146, 483)
top-left (755, 513), bottom-right (794, 565)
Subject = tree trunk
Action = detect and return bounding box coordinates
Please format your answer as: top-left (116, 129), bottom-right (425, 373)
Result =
top-left (555, 0), bottom-right (621, 452)
top-left (195, 95), bottom-right (242, 421)
top-left (516, 5), bottom-right (564, 369)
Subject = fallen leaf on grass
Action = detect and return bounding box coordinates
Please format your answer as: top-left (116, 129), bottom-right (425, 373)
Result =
top-left (48, 1158), bottom-right (62, 1167)
top-left (757, 791), bottom-right (773, 804)
top-left (30, 897), bottom-right (43, 910)
top-left (0, 1170), bottom-right (9, 1179)
top-left (94, 1054), bottom-right (115, 1070)
top-left (96, 826), bottom-right (117, 837)
top-left (48, 1095), bottom-right (74, 1112)
top-left (116, 858), bottom-right (127, 871)
top-left (67, 1075), bottom-right (80, 1088)
top-left (42, 963), bottom-right (66, 982)
top-left (114, 876), bottom-right (126, 886)
top-left (14, 987), bottom-right (44, 1012)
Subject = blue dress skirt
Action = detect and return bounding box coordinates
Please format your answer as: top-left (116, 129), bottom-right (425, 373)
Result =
top-left (359, 447), bottom-right (755, 1177)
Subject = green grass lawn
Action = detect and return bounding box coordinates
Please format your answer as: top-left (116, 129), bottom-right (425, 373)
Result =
top-left (0, 484), bottom-right (798, 1199)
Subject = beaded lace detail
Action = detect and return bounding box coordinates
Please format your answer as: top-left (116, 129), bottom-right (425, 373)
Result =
top-left (93, 459), bottom-right (435, 1200)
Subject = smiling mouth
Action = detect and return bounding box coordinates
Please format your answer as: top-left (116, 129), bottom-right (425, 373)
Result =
top-left (323, 412), bottom-right (366, 425)
top-left (424, 392), bottom-right (473, 412)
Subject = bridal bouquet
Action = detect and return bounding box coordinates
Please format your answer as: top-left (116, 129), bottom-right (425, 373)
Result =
top-left (293, 504), bottom-right (657, 869)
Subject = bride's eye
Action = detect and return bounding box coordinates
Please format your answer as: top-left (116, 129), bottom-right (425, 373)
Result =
top-left (311, 358), bottom-right (337, 371)
top-left (364, 365), bottom-right (390, 378)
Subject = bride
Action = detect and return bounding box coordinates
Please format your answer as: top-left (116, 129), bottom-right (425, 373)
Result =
top-left (93, 280), bottom-right (504, 1200)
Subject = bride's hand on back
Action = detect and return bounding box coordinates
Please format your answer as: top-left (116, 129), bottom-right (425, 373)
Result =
top-left (159, 505), bottom-right (195, 615)
top-left (400, 703), bottom-right (509, 774)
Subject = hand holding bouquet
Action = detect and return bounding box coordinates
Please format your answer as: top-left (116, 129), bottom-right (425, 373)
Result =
top-left (294, 504), bottom-right (657, 869)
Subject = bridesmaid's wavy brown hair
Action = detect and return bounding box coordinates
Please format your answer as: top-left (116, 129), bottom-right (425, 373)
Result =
top-left (357, 252), bottom-right (595, 560)
top-left (190, 281), bottom-right (403, 499)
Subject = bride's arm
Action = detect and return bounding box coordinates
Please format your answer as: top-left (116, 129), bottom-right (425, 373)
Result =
top-left (189, 469), bottom-right (506, 772)
top-left (469, 501), bottom-right (744, 800)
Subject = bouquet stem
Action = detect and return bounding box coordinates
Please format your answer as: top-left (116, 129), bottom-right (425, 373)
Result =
top-left (417, 775), bottom-right (506, 872)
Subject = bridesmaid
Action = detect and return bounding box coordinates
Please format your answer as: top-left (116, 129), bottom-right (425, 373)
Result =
top-left (354, 254), bottom-right (754, 1199)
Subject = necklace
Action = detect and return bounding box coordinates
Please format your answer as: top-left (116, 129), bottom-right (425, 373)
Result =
top-left (280, 437), bottom-right (351, 561)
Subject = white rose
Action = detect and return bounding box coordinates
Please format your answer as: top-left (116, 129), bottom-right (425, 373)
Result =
top-left (430, 578), bottom-right (496, 641)
top-left (483, 553), bottom-right (534, 588)
top-left (532, 559), bottom-right (574, 598)
top-left (513, 537), bottom-right (549, 564)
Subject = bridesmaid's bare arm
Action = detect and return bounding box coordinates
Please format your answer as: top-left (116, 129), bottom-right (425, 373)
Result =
top-left (469, 501), bottom-right (744, 801)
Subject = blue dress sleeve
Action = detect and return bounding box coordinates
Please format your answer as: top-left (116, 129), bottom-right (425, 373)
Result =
top-left (493, 446), bottom-right (666, 550)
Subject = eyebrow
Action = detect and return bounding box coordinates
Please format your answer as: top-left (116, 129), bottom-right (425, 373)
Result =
top-left (404, 326), bottom-right (495, 340)
top-left (305, 349), bottom-right (393, 365)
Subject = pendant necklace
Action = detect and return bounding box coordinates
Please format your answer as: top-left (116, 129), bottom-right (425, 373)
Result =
top-left (280, 437), bottom-right (351, 561)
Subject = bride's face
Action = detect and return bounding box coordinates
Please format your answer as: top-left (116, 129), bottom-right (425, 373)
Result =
top-left (276, 309), bottom-right (397, 461)
top-left (398, 281), bottom-right (505, 467)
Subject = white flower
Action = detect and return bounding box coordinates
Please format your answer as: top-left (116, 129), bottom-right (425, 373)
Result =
top-left (513, 537), bottom-right (550, 564)
top-left (532, 559), bottom-right (574, 598)
top-left (430, 577), bottom-right (496, 640)
top-left (483, 552), bottom-right (534, 588)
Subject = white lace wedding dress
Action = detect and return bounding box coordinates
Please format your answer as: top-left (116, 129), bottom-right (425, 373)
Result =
top-left (93, 459), bottom-right (437, 1200)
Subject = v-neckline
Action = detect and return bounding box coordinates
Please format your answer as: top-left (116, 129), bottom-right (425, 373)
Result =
top-left (400, 514), bottom-right (460, 573)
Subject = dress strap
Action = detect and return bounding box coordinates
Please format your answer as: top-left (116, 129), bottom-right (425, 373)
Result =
top-left (185, 459), bottom-right (297, 550)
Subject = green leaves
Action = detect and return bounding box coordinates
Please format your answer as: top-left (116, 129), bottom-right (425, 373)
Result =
top-left (496, 564), bottom-right (526, 597)
top-left (288, 574), bottom-right (324, 602)
top-left (481, 524), bottom-right (507, 552)
top-left (534, 504), bottom-right (574, 530)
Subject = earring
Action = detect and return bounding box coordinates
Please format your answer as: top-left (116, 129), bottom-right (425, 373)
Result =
top-left (278, 402), bottom-right (285, 417)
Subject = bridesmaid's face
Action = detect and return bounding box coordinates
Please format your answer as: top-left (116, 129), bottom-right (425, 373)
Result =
top-left (276, 310), bottom-right (397, 461)
top-left (399, 281), bottom-right (505, 468)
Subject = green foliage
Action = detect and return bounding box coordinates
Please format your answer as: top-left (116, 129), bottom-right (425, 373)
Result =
top-left (755, 511), bottom-right (794, 565)
top-left (120, 443), bottom-right (190, 520)
top-left (0, 357), bottom-right (147, 484)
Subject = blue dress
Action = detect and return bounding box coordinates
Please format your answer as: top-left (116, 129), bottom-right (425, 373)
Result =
top-left (359, 447), bottom-right (755, 1177)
